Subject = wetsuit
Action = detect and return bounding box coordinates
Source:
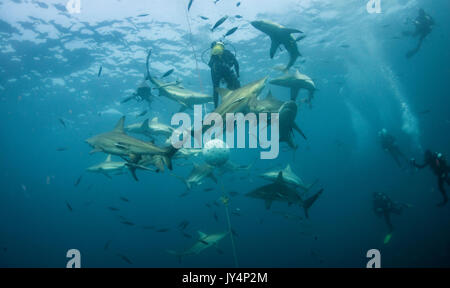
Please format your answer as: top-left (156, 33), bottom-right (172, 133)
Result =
top-left (412, 151), bottom-right (450, 206)
top-left (379, 132), bottom-right (407, 167)
top-left (208, 49), bottom-right (240, 108)
top-left (405, 9), bottom-right (434, 58)
top-left (373, 192), bottom-right (404, 233)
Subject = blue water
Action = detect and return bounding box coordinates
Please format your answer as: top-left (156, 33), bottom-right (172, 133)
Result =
top-left (0, 0), bottom-right (449, 268)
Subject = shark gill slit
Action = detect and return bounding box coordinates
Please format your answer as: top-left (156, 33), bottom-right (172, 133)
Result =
top-left (218, 178), bottom-right (239, 268)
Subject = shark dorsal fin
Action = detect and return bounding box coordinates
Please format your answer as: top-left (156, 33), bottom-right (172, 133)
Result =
top-left (285, 164), bottom-right (292, 173)
top-left (197, 231), bottom-right (207, 239)
top-left (276, 171), bottom-right (284, 183)
top-left (151, 117), bottom-right (158, 123)
top-left (217, 88), bottom-right (233, 101)
top-left (105, 154), bottom-right (112, 162)
top-left (113, 116), bottom-right (125, 133)
top-left (141, 119), bottom-right (149, 130)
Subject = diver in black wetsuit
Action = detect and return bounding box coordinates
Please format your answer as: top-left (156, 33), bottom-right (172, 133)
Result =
top-left (378, 128), bottom-right (408, 168)
top-left (121, 79), bottom-right (153, 105)
top-left (404, 8), bottom-right (435, 59)
top-left (208, 41), bottom-right (241, 108)
top-left (411, 150), bottom-right (450, 206)
top-left (373, 192), bottom-right (407, 243)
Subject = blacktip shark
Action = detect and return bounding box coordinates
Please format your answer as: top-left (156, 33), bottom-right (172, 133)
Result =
top-left (278, 101), bottom-right (307, 149)
top-left (125, 117), bottom-right (174, 140)
top-left (85, 116), bottom-right (177, 171)
top-left (269, 70), bottom-right (316, 103)
top-left (172, 162), bottom-right (217, 190)
top-left (146, 50), bottom-right (211, 110)
top-left (251, 20), bottom-right (304, 71)
top-left (86, 154), bottom-right (152, 181)
top-left (246, 171), bottom-right (323, 218)
top-left (260, 163), bottom-right (317, 193)
top-left (167, 231), bottom-right (228, 262)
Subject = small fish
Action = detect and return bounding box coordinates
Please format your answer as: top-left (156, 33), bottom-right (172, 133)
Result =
top-left (98, 66), bottom-right (102, 77)
top-left (58, 118), bottom-right (66, 128)
top-left (66, 201), bottom-right (73, 212)
top-left (117, 254), bottom-right (133, 265)
top-left (161, 69), bottom-right (174, 78)
top-left (340, 44), bottom-right (350, 48)
top-left (182, 232), bottom-right (193, 238)
top-left (137, 13), bottom-right (149, 17)
top-left (179, 192), bottom-right (189, 198)
top-left (211, 16), bottom-right (228, 31)
top-left (120, 197), bottom-right (130, 202)
top-left (204, 187), bottom-right (214, 192)
top-left (136, 110), bottom-right (148, 118)
top-left (205, 203), bottom-right (212, 208)
top-left (121, 221), bottom-right (135, 226)
top-left (156, 228), bottom-right (170, 233)
top-left (199, 16), bottom-right (209, 20)
top-left (188, 0), bottom-right (194, 11)
top-left (56, 147), bottom-right (68, 151)
top-left (213, 212), bottom-right (219, 222)
top-left (235, 15), bottom-right (243, 19)
top-left (108, 206), bottom-right (120, 211)
top-left (224, 26), bottom-right (238, 37)
top-left (104, 240), bottom-right (111, 251)
top-left (74, 175), bottom-right (82, 187)
top-left (236, 2), bottom-right (241, 7)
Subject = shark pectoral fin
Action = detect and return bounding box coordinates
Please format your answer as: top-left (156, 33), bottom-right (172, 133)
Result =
top-left (276, 171), bottom-right (284, 183)
top-left (209, 173), bottom-right (218, 183)
top-left (140, 119), bottom-right (150, 131)
top-left (269, 38), bottom-right (281, 59)
top-left (113, 116), bottom-right (126, 133)
top-left (293, 123), bottom-right (307, 140)
top-left (290, 87), bottom-right (300, 101)
top-left (171, 173), bottom-right (191, 190)
top-left (302, 188), bottom-right (323, 218)
top-left (129, 167), bottom-right (139, 182)
top-left (103, 173), bottom-right (112, 180)
top-left (197, 231), bottom-right (208, 239)
top-left (265, 200), bottom-right (273, 210)
top-left (217, 88), bottom-right (233, 100)
top-left (90, 148), bottom-right (102, 154)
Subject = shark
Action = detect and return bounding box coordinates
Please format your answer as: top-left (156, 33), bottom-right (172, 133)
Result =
top-left (86, 154), bottom-right (152, 181)
top-left (146, 50), bottom-right (212, 110)
top-left (121, 79), bottom-right (153, 105)
top-left (216, 160), bottom-right (254, 175)
top-left (173, 148), bottom-right (203, 160)
top-left (167, 231), bottom-right (228, 262)
top-left (269, 70), bottom-right (316, 102)
top-left (278, 101), bottom-right (307, 149)
top-left (260, 164), bottom-right (317, 193)
top-left (246, 171), bottom-right (323, 218)
top-left (85, 116), bottom-right (177, 171)
top-left (251, 20), bottom-right (304, 71)
top-left (173, 162), bottom-right (217, 190)
top-left (125, 117), bottom-right (174, 140)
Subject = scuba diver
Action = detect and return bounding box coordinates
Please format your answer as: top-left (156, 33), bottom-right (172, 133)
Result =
top-left (373, 192), bottom-right (409, 244)
top-left (208, 41), bottom-right (241, 108)
top-left (404, 8), bottom-right (435, 59)
top-left (121, 79), bottom-right (153, 105)
top-left (378, 128), bottom-right (408, 168)
top-left (411, 150), bottom-right (450, 206)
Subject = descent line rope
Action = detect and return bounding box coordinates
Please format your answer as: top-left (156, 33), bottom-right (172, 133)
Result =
top-left (219, 178), bottom-right (239, 268)
top-left (184, 8), bottom-right (204, 94)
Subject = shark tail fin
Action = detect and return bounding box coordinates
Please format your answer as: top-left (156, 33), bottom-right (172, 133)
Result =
top-left (166, 250), bottom-right (183, 263)
top-left (302, 188), bottom-right (323, 219)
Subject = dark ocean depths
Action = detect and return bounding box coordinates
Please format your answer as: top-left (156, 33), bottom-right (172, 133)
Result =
top-left (0, 0), bottom-right (449, 268)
